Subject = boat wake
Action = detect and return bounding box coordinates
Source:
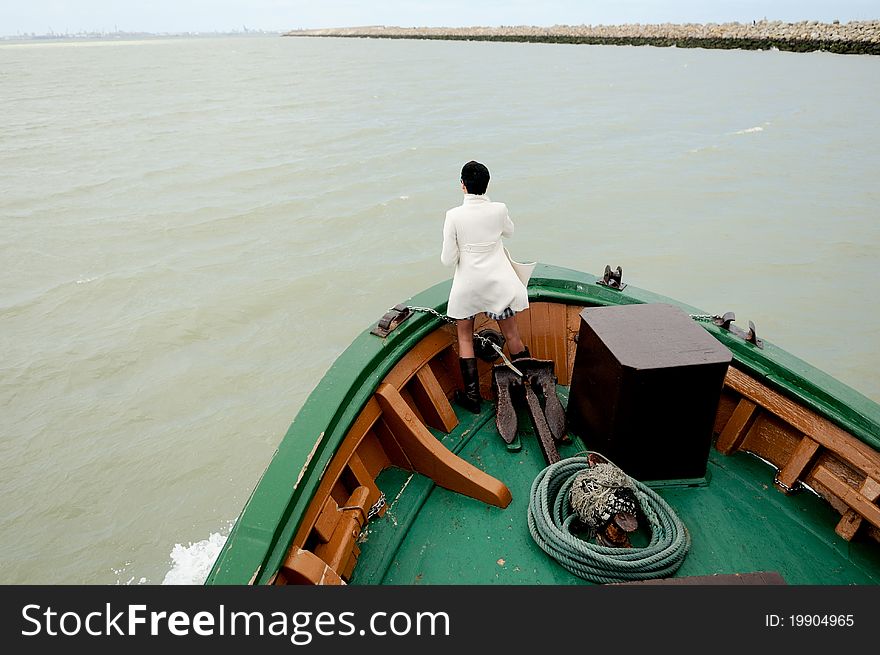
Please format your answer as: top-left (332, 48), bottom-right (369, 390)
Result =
top-left (162, 530), bottom-right (229, 585)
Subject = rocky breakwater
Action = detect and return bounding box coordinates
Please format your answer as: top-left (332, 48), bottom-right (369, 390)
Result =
top-left (284, 21), bottom-right (880, 55)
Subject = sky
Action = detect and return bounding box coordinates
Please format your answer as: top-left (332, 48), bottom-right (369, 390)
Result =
top-left (1, 1), bottom-right (877, 37)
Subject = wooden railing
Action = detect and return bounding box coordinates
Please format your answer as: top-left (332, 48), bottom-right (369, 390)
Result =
top-left (716, 366), bottom-right (880, 542)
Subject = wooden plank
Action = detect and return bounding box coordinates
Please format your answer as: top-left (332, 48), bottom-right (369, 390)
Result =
top-left (835, 511), bottom-right (864, 542)
top-left (355, 430), bottom-right (391, 478)
top-left (529, 302), bottom-right (552, 361)
top-left (398, 386), bottom-right (426, 424)
top-left (724, 367), bottom-right (880, 481)
top-left (813, 466), bottom-right (880, 530)
top-left (375, 382), bottom-right (512, 508)
top-left (566, 304), bottom-right (582, 385)
top-left (713, 393), bottom-right (738, 437)
top-left (776, 436), bottom-right (820, 492)
top-left (313, 497), bottom-right (340, 544)
top-left (812, 452), bottom-right (863, 489)
top-left (341, 543), bottom-right (361, 580)
top-left (548, 303), bottom-right (569, 385)
top-left (347, 451), bottom-right (382, 512)
top-left (516, 307), bottom-right (532, 359)
top-left (744, 414), bottom-right (802, 469)
top-left (409, 364), bottom-right (459, 433)
top-left (835, 477), bottom-right (880, 540)
top-left (329, 479), bottom-right (350, 508)
top-left (432, 348), bottom-right (460, 399)
top-left (373, 418), bottom-right (412, 470)
top-left (716, 398), bottom-right (758, 454)
top-left (384, 328), bottom-right (456, 388)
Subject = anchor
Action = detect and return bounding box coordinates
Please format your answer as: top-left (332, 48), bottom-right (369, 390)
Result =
top-left (492, 357), bottom-right (568, 465)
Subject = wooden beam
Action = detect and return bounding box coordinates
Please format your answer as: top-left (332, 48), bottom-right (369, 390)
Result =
top-left (716, 398), bottom-right (758, 454)
top-left (835, 477), bottom-right (880, 541)
top-left (347, 451), bottom-right (383, 514)
top-left (383, 328), bottom-right (456, 388)
top-left (313, 497), bottom-right (341, 544)
top-left (373, 418), bottom-right (413, 470)
top-left (776, 436), bottom-right (820, 493)
top-left (813, 466), bottom-right (880, 531)
top-left (281, 549), bottom-right (345, 586)
top-left (565, 304), bottom-right (582, 385)
top-left (409, 364), bottom-right (459, 433)
top-left (724, 367), bottom-right (880, 480)
top-left (313, 485), bottom-right (370, 576)
top-left (355, 430), bottom-right (392, 478)
top-left (375, 382), bottom-right (512, 508)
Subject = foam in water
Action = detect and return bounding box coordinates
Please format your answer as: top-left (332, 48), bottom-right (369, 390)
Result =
top-left (731, 121), bottom-right (770, 135)
top-left (162, 532), bottom-right (228, 585)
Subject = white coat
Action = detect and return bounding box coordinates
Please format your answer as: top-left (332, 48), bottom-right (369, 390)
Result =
top-left (441, 194), bottom-right (529, 319)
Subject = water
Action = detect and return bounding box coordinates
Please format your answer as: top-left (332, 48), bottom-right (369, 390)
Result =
top-left (1, 35), bottom-right (878, 585)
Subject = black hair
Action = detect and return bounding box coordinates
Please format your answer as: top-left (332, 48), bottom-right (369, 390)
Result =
top-left (460, 161), bottom-right (490, 195)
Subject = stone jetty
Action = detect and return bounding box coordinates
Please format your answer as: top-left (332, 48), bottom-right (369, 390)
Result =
top-left (284, 21), bottom-right (880, 55)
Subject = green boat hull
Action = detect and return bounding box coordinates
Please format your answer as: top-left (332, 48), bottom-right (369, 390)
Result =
top-left (207, 264), bottom-right (880, 585)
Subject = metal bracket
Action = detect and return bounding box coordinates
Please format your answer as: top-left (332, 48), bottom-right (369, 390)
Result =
top-left (712, 311), bottom-right (763, 349)
top-left (596, 264), bottom-right (627, 291)
top-left (371, 303), bottom-right (412, 338)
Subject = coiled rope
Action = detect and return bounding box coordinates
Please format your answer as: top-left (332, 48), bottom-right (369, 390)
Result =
top-left (527, 455), bottom-right (691, 584)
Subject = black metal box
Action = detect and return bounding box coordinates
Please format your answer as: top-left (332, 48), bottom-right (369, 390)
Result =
top-left (566, 303), bottom-right (732, 481)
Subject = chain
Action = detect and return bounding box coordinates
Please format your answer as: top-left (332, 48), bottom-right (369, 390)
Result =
top-left (407, 305), bottom-right (456, 326)
top-left (406, 306), bottom-right (523, 375)
top-left (366, 492), bottom-right (386, 521)
top-left (407, 306), bottom-right (497, 349)
top-left (689, 314), bottom-right (718, 322)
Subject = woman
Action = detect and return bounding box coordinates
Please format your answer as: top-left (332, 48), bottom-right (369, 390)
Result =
top-left (441, 161), bottom-right (531, 413)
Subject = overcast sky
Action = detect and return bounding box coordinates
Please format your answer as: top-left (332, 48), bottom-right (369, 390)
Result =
top-left (2, 1), bottom-right (876, 37)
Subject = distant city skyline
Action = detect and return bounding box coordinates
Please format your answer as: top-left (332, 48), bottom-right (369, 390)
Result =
top-left (1, 1), bottom-right (877, 38)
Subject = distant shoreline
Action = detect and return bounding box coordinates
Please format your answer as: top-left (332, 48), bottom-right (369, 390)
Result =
top-left (284, 22), bottom-right (880, 55)
top-left (0, 31), bottom-right (280, 42)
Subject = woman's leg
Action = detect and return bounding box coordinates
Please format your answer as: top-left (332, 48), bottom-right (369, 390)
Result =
top-left (456, 318), bottom-right (476, 358)
top-left (497, 315), bottom-right (526, 356)
top-left (454, 318), bottom-right (481, 413)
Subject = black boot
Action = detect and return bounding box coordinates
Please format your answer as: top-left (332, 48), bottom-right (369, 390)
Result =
top-left (455, 357), bottom-right (482, 414)
top-left (511, 346), bottom-right (531, 361)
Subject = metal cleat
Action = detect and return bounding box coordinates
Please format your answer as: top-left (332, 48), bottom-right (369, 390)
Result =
top-left (712, 311), bottom-right (764, 349)
top-left (371, 304), bottom-right (412, 338)
top-left (596, 264), bottom-right (627, 291)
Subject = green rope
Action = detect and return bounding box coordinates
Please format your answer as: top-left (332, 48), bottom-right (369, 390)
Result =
top-left (527, 455), bottom-right (691, 584)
